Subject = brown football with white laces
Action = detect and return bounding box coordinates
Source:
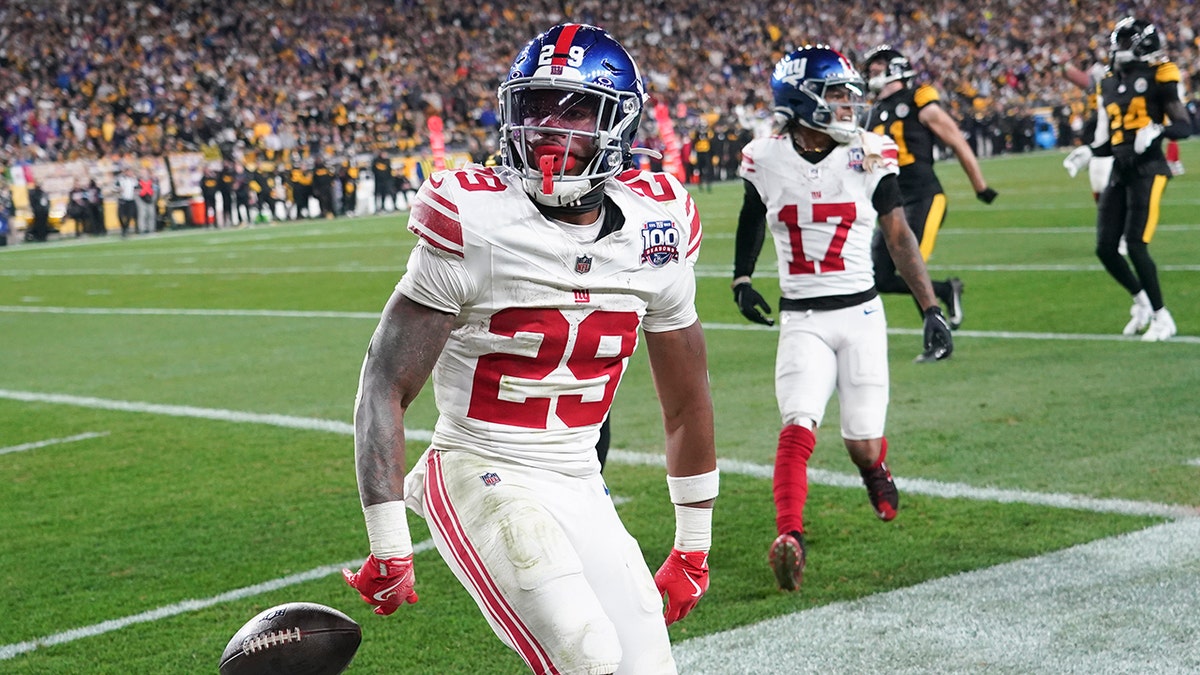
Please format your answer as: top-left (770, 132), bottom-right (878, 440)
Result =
top-left (219, 602), bottom-right (361, 675)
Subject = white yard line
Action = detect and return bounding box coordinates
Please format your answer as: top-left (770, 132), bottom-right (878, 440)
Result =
top-left (5, 262), bottom-right (1200, 276)
top-left (5, 305), bottom-right (1200, 344)
top-left (0, 541), bottom-right (437, 661)
top-left (0, 390), bottom-right (1195, 667)
top-left (0, 431), bottom-right (109, 456)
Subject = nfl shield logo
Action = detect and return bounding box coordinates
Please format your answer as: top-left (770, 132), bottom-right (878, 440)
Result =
top-left (575, 255), bottom-right (593, 275)
top-left (480, 472), bottom-right (501, 487)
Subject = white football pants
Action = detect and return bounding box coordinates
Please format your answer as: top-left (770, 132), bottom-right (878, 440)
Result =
top-left (405, 448), bottom-right (676, 674)
top-left (774, 296), bottom-right (890, 440)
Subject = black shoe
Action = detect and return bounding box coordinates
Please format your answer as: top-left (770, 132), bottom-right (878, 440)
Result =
top-left (769, 531), bottom-right (806, 592)
top-left (860, 463), bottom-right (899, 521)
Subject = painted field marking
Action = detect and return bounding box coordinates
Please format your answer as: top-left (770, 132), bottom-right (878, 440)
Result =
top-left (0, 390), bottom-right (1196, 666)
top-left (5, 306), bottom-right (1200, 345)
top-left (6, 261), bottom-right (1200, 277)
top-left (673, 517), bottom-right (1200, 674)
top-left (0, 431), bottom-right (109, 456)
top-left (0, 541), bottom-right (436, 661)
top-left (0, 389), bottom-right (1192, 520)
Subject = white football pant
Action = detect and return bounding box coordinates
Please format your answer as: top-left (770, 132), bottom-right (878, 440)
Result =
top-left (774, 296), bottom-right (890, 439)
top-left (407, 448), bottom-right (676, 674)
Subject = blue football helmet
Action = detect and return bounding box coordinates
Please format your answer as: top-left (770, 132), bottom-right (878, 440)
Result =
top-left (498, 23), bottom-right (647, 207)
top-left (771, 46), bottom-right (867, 144)
top-left (1110, 18), bottom-right (1165, 70)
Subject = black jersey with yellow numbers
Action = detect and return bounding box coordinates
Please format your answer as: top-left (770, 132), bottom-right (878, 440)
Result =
top-left (1098, 61), bottom-right (1184, 171)
top-left (866, 84), bottom-right (942, 200)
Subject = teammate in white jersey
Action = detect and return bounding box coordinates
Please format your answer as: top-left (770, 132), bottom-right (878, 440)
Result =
top-left (730, 45), bottom-right (953, 592)
top-left (342, 23), bottom-right (718, 674)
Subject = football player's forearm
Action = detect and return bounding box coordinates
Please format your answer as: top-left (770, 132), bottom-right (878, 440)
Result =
top-left (354, 379), bottom-right (409, 506)
top-left (885, 221), bottom-right (938, 311)
top-left (648, 325), bottom-right (717, 477)
top-left (1164, 102), bottom-right (1192, 139)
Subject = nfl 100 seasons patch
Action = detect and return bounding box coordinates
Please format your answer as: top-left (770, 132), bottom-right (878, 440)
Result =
top-left (640, 220), bottom-right (680, 267)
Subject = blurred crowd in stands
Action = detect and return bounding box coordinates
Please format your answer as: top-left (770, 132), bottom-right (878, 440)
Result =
top-left (1, 0), bottom-right (1199, 192)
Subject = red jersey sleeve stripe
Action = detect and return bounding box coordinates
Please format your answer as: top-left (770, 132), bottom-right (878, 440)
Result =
top-left (685, 194), bottom-right (703, 257)
top-left (409, 191), bottom-right (464, 257)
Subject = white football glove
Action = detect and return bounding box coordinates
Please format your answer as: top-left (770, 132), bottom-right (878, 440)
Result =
top-left (1063, 145), bottom-right (1092, 178)
top-left (1134, 123), bottom-right (1163, 154)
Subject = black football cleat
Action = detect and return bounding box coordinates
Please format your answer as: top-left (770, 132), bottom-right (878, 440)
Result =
top-left (769, 531), bottom-right (806, 592)
top-left (860, 462), bottom-right (899, 521)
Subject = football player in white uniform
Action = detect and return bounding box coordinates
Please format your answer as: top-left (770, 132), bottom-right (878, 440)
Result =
top-left (342, 23), bottom-right (718, 674)
top-left (730, 46), bottom-right (952, 592)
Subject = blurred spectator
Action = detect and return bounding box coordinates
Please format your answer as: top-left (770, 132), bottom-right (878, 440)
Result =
top-left (116, 167), bottom-right (138, 236)
top-left (136, 169), bottom-right (157, 234)
top-left (0, 0), bottom-right (1196, 173)
top-left (0, 182), bottom-right (13, 246)
top-left (25, 181), bottom-right (52, 242)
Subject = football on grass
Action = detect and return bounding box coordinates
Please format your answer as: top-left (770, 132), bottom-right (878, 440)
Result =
top-left (219, 601), bottom-right (361, 675)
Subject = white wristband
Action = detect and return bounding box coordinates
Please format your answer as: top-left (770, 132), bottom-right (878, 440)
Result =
top-left (363, 501), bottom-right (413, 559)
top-left (673, 504), bottom-right (713, 552)
top-left (667, 468), bottom-right (720, 504)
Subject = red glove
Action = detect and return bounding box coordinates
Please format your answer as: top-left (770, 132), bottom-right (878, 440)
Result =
top-left (342, 553), bottom-right (418, 615)
top-left (653, 549), bottom-right (709, 626)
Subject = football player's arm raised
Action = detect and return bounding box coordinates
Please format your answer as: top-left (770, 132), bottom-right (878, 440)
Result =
top-left (918, 103), bottom-right (995, 201)
top-left (343, 290), bottom-right (456, 615)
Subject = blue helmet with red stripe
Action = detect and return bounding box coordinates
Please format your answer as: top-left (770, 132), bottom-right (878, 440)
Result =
top-left (498, 24), bottom-right (647, 207)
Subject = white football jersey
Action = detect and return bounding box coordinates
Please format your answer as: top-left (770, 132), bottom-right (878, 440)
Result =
top-left (739, 132), bottom-right (899, 299)
top-left (398, 164), bottom-right (702, 476)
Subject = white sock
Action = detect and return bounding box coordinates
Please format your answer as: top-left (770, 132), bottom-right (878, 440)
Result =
top-left (1133, 290), bottom-right (1151, 308)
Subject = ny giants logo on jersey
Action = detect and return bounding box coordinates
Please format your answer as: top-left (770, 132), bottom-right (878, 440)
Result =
top-left (640, 220), bottom-right (680, 267)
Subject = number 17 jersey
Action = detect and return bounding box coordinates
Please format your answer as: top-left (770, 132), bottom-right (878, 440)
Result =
top-left (739, 132), bottom-right (899, 300)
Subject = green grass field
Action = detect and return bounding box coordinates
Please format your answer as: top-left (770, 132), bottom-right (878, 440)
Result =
top-left (2, 143), bottom-right (1198, 673)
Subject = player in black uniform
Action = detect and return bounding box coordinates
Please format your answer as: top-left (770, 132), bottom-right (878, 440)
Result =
top-left (1063, 61), bottom-right (1116, 203)
top-left (862, 46), bottom-right (998, 331)
top-left (1090, 18), bottom-right (1192, 341)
